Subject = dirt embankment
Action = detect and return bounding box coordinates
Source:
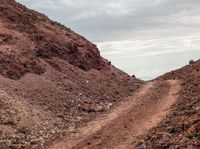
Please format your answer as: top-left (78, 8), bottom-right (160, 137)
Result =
top-left (0, 1), bottom-right (142, 149)
top-left (49, 80), bottom-right (180, 149)
top-left (139, 60), bottom-right (200, 149)
top-left (1, 1), bottom-right (200, 149)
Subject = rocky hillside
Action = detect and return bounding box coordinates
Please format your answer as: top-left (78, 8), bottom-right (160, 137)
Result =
top-left (0, 0), bottom-right (107, 80)
top-left (0, 1), bottom-right (142, 149)
top-left (136, 60), bottom-right (200, 148)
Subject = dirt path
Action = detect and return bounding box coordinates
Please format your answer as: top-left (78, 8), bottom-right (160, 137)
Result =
top-left (49, 80), bottom-right (180, 149)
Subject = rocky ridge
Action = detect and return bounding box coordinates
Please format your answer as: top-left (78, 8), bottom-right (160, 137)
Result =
top-left (0, 1), bottom-right (142, 148)
top-left (135, 60), bottom-right (200, 149)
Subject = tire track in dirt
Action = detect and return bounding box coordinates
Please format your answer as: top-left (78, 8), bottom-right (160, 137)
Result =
top-left (49, 80), bottom-right (180, 149)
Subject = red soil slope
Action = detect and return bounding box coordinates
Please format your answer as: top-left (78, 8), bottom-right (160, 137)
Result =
top-left (0, 1), bottom-right (142, 149)
top-left (135, 60), bottom-right (200, 149)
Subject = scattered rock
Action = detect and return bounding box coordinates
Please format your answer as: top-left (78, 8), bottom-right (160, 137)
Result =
top-left (107, 103), bottom-right (113, 109)
top-left (189, 60), bottom-right (195, 64)
top-left (87, 141), bottom-right (91, 145)
top-left (50, 130), bottom-right (56, 135)
top-left (135, 141), bottom-right (146, 149)
top-left (132, 74), bottom-right (136, 78)
top-left (9, 144), bottom-right (21, 149)
top-left (0, 1), bottom-right (143, 149)
top-left (79, 103), bottom-right (105, 113)
top-left (18, 127), bottom-right (30, 134)
top-left (167, 126), bottom-right (176, 133)
top-left (30, 139), bottom-right (39, 145)
top-left (143, 59), bottom-right (200, 148)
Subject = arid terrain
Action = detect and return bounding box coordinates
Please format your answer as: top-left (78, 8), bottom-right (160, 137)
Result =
top-left (139, 60), bottom-right (200, 149)
top-left (0, 1), bottom-right (199, 149)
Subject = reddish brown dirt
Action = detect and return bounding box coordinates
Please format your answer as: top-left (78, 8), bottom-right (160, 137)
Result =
top-left (138, 60), bottom-right (200, 149)
top-left (49, 80), bottom-right (180, 149)
top-left (1, 1), bottom-right (200, 149)
top-left (0, 1), bottom-right (142, 149)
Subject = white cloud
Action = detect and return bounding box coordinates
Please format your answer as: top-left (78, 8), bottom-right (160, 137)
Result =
top-left (16, 0), bottom-right (200, 80)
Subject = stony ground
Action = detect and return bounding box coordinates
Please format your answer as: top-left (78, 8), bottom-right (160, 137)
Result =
top-left (0, 1), bottom-right (200, 149)
top-left (0, 1), bottom-right (142, 149)
top-left (48, 80), bottom-right (180, 149)
top-left (135, 60), bottom-right (200, 149)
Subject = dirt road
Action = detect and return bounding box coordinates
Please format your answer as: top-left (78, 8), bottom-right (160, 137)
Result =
top-left (49, 80), bottom-right (180, 149)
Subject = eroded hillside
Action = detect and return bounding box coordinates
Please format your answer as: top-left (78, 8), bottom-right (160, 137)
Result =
top-left (0, 1), bottom-right (142, 148)
top-left (134, 60), bottom-right (200, 149)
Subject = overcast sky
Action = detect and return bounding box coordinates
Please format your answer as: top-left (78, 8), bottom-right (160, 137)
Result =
top-left (17, 0), bottom-right (200, 80)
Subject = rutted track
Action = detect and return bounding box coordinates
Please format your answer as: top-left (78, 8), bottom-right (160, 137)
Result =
top-left (49, 80), bottom-right (181, 149)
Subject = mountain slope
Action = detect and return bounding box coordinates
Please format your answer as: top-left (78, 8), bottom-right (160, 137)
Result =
top-left (0, 1), bottom-right (142, 149)
top-left (0, 0), bottom-right (106, 80)
top-left (135, 60), bottom-right (200, 148)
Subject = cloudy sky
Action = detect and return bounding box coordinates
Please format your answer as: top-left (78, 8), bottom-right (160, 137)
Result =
top-left (17, 0), bottom-right (200, 80)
